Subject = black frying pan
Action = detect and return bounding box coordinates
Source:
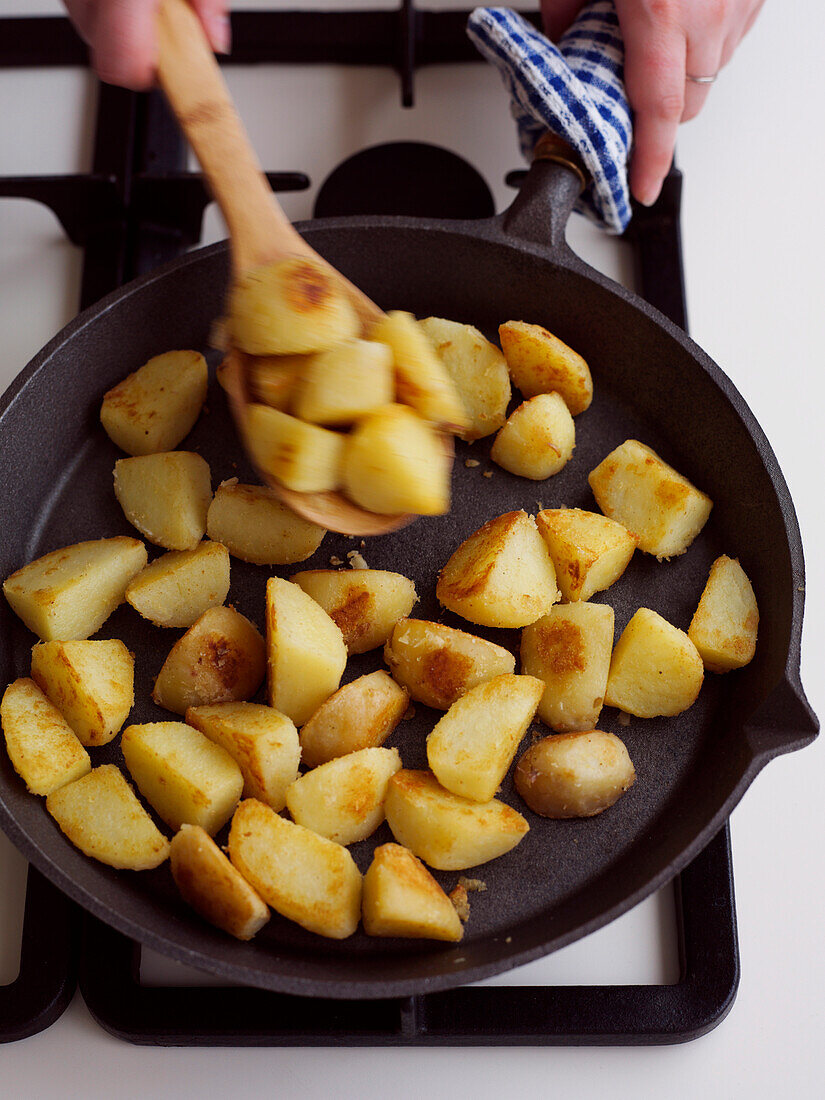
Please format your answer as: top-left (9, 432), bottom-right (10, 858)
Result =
top-left (0, 155), bottom-right (817, 999)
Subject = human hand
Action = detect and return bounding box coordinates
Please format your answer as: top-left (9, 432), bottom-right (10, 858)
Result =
top-left (64, 0), bottom-right (231, 90)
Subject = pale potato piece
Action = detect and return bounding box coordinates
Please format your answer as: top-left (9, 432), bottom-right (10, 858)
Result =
top-left (207, 481), bottom-right (325, 566)
top-left (437, 510), bottom-right (558, 629)
top-left (229, 256), bottom-right (359, 355)
top-left (266, 577), bottom-right (347, 726)
top-left (689, 555), bottom-right (758, 672)
top-left (605, 607), bottom-right (704, 717)
top-left (245, 404), bottom-right (344, 493)
top-left (100, 350), bottom-right (208, 456)
top-left (122, 721), bottom-right (243, 834)
top-left (46, 764), bottom-right (169, 870)
top-left (369, 311), bottom-right (468, 432)
top-left (521, 602), bottom-right (615, 732)
top-left (384, 770), bottom-right (529, 871)
top-left (342, 404), bottom-right (451, 516)
top-left (170, 824), bottom-right (270, 941)
top-left (286, 746), bottom-right (402, 845)
top-left (185, 701), bottom-right (300, 812)
top-left (419, 317), bottom-right (510, 441)
top-left (427, 674), bottom-right (544, 802)
top-left (152, 606), bottom-right (266, 716)
top-left (228, 798), bottom-right (361, 939)
top-left (3, 536), bottom-right (147, 641)
top-left (491, 393), bottom-right (575, 479)
top-left (498, 320), bottom-right (592, 414)
top-left (1, 678), bottom-right (90, 796)
top-left (383, 619), bottom-right (516, 710)
top-left (588, 440), bottom-right (713, 559)
top-left (299, 670), bottom-right (408, 768)
top-left (515, 731), bottom-right (635, 818)
top-left (363, 842), bottom-right (463, 942)
top-left (30, 639), bottom-right (134, 747)
top-left (114, 451), bottom-right (212, 551)
top-left (125, 541), bottom-right (230, 628)
top-left (290, 569), bottom-right (416, 654)
top-left (248, 354), bottom-right (305, 410)
top-left (292, 339), bottom-right (394, 425)
top-left (536, 508), bottom-right (637, 602)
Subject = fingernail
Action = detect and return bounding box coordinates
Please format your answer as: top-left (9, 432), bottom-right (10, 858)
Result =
top-left (636, 187), bottom-right (659, 208)
top-left (207, 14), bottom-right (231, 55)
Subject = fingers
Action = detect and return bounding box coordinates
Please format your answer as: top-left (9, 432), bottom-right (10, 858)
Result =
top-left (191, 0), bottom-right (231, 55)
top-left (683, 37), bottom-right (723, 121)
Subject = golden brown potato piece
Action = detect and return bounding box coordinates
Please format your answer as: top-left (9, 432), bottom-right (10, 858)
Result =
top-left (437, 510), bottom-right (558, 629)
top-left (419, 317), bottom-right (510, 441)
top-left (46, 765), bottom-right (169, 870)
top-left (363, 843), bottom-right (463, 942)
top-left (185, 701), bottom-right (300, 812)
top-left (688, 555), bottom-right (758, 672)
top-left (588, 440), bottom-right (712, 559)
top-left (248, 354), bottom-right (305, 410)
top-left (207, 481), bottom-right (326, 566)
top-left (384, 770), bottom-right (529, 871)
top-left (30, 639), bottom-right (134, 747)
top-left (290, 569), bottom-right (416, 654)
top-left (228, 798), bottom-right (362, 939)
top-left (3, 536), bottom-right (147, 641)
top-left (245, 404), bottom-right (344, 493)
top-left (114, 451), bottom-right (213, 551)
top-left (152, 606), bottom-right (266, 716)
top-left (285, 746), bottom-right (402, 845)
top-left (292, 339), bottom-right (394, 425)
top-left (427, 674), bottom-right (543, 802)
top-left (342, 404), bottom-right (451, 516)
top-left (100, 350), bottom-right (208, 456)
top-left (1, 678), bottom-right (90, 796)
top-left (122, 721), bottom-right (243, 834)
top-left (125, 541), bottom-right (230, 629)
top-left (498, 320), bottom-right (592, 414)
top-left (536, 508), bottom-right (637, 602)
top-left (229, 256), bottom-right (359, 355)
top-left (515, 731), bottom-right (635, 818)
top-left (384, 619), bottom-right (516, 710)
top-left (521, 602), bottom-right (615, 732)
top-left (490, 393), bottom-right (575, 479)
top-left (369, 311), bottom-right (468, 433)
top-left (170, 824), bottom-right (270, 941)
top-left (605, 607), bottom-right (704, 717)
top-left (299, 669), bottom-right (408, 768)
top-left (266, 577), bottom-right (347, 726)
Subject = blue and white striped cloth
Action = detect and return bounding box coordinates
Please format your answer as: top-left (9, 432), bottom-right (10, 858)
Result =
top-left (467, 3), bottom-right (632, 233)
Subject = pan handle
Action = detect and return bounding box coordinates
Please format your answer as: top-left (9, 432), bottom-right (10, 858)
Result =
top-left (500, 132), bottom-right (588, 254)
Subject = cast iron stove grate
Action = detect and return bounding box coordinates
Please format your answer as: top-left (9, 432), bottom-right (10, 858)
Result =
top-left (0, 7), bottom-right (738, 1046)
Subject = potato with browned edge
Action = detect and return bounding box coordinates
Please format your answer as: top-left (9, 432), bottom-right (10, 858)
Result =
top-left (114, 451), bottom-right (212, 551)
top-left (363, 843), bottom-right (463, 942)
top-left (290, 569), bottom-right (416, 654)
top-left (125, 541), bottom-right (230, 629)
top-left (605, 607), bottom-right (704, 718)
top-left (515, 731), bottom-right (635, 818)
top-left (490, 393), bottom-right (575, 480)
top-left (299, 670), bottom-right (408, 768)
top-left (536, 508), bottom-right (637, 603)
top-left (688, 555), bottom-right (758, 672)
top-left (292, 339), bottom-right (394, 425)
top-left (207, 482), bottom-right (326, 566)
top-left (499, 320), bottom-right (592, 414)
top-left (1, 678), bottom-right (90, 796)
top-left (245, 404), bottom-right (344, 493)
top-left (31, 638), bottom-right (134, 746)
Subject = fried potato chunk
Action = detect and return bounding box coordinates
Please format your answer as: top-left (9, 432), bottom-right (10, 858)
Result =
top-left (363, 843), bottom-right (463, 942)
top-left (30, 638), bottom-right (134, 746)
top-left (437, 510), bottom-right (558, 628)
top-left (299, 670), bottom-right (408, 768)
top-left (521, 602), bottom-right (615, 732)
top-left (491, 393), bottom-right (575, 479)
top-left (248, 354), bottom-right (305, 410)
top-left (588, 440), bottom-right (712, 559)
top-left (499, 320), bottom-right (592, 414)
top-left (292, 339), bottom-right (394, 425)
top-left (125, 541), bottom-right (230, 628)
top-left (427, 674), bottom-right (543, 802)
top-left (515, 731), bottom-right (635, 818)
top-left (290, 568), bottom-right (416, 654)
top-left (207, 481), bottom-right (326, 566)
top-left (114, 451), bottom-right (213, 551)
top-left (536, 508), bottom-right (637, 602)
top-left (228, 798), bottom-right (362, 939)
top-left (170, 824), bottom-right (270, 941)
top-left (688, 555), bottom-right (758, 672)
top-left (1, 678), bottom-right (90, 796)
top-left (605, 607), bottom-right (704, 717)
top-left (3, 536), bottom-right (147, 641)
top-left (100, 350), bottom-right (208, 456)
top-left (152, 606), bottom-right (266, 715)
top-left (122, 721), bottom-right (243, 834)
top-left (245, 404), bottom-right (344, 493)
top-left (384, 770), bottom-right (529, 871)
top-left (46, 764), bottom-right (169, 870)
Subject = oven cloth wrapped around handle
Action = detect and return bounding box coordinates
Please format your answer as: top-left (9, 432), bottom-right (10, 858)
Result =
top-left (467, 2), bottom-right (632, 233)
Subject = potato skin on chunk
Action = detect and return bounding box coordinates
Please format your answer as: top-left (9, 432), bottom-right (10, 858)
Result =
top-left (515, 731), bottom-right (635, 818)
